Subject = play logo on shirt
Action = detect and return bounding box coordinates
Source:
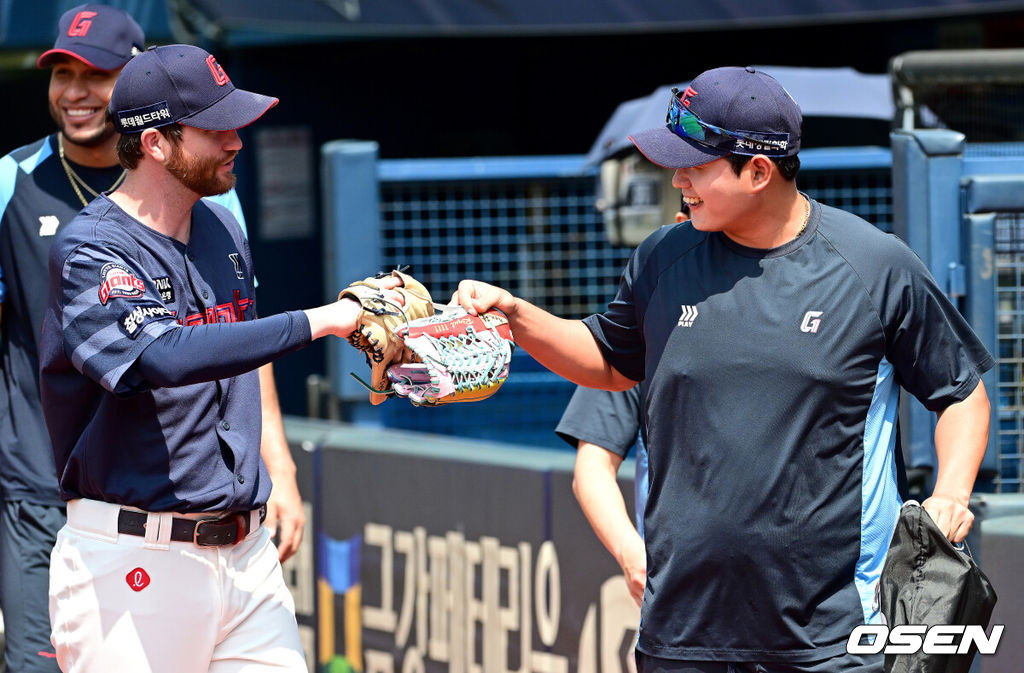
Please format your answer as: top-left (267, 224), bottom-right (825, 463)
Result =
top-left (99, 263), bottom-right (145, 305)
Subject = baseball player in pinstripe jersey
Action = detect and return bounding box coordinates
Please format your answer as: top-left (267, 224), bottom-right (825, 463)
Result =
top-left (38, 44), bottom-right (387, 672)
top-left (0, 8), bottom-right (305, 671)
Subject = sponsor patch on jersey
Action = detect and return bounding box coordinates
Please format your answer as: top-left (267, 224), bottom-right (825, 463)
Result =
top-left (119, 303), bottom-right (174, 339)
top-left (153, 276), bottom-right (175, 304)
top-left (99, 263), bottom-right (146, 305)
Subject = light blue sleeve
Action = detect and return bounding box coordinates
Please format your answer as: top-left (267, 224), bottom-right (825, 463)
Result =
top-left (203, 189), bottom-right (248, 239)
top-left (634, 435), bottom-right (648, 538)
top-left (0, 153), bottom-right (19, 301)
top-left (1, 141), bottom-right (54, 301)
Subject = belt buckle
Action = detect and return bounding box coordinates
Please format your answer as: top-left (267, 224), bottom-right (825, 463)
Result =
top-left (192, 513), bottom-right (248, 546)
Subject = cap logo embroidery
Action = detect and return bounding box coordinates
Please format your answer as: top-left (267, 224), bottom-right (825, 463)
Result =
top-left (68, 10), bottom-right (97, 37)
top-left (206, 55), bottom-right (230, 86)
top-left (680, 86), bottom-right (698, 107)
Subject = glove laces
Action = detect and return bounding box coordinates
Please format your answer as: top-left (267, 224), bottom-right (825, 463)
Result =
top-left (424, 326), bottom-right (511, 393)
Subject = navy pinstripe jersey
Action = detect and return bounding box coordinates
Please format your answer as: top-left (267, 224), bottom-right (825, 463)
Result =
top-left (39, 194), bottom-right (278, 513)
top-left (0, 134), bottom-right (246, 506)
top-left (584, 199), bottom-right (993, 663)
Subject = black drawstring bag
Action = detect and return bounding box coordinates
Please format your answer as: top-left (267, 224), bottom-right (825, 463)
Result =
top-left (878, 501), bottom-right (998, 673)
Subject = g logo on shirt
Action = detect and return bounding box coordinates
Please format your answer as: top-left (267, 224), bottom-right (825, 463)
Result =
top-left (800, 310), bottom-right (823, 333)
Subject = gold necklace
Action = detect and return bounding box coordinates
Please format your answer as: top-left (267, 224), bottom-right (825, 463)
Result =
top-left (57, 134), bottom-right (127, 207)
top-left (795, 195), bottom-right (811, 237)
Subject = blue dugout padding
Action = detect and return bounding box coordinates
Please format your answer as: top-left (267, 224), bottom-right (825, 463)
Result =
top-left (321, 141), bottom-right (384, 403)
top-left (892, 129), bottom-right (1024, 488)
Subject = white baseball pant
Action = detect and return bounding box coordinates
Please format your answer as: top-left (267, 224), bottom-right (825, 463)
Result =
top-left (49, 498), bottom-right (307, 673)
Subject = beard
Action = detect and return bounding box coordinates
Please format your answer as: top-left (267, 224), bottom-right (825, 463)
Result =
top-left (165, 143), bottom-right (237, 197)
top-left (49, 101), bottom-right (117, 148)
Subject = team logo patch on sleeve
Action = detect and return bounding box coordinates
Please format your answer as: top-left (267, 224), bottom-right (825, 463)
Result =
top-left (99, 263), bottom-right (146, 305)
top-left (120, 303), bottom-right (174, 338)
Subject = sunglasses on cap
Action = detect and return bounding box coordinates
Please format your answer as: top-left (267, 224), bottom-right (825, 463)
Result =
top-left (666, 88), bottom-right (791, 157)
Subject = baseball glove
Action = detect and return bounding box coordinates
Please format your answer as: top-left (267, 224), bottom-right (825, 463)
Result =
top-left (339, 269), bottom-right (434, 405)
top-left (386, 308), bottom-right (515, 406)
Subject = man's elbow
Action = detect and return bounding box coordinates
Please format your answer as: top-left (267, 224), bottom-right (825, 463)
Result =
top-left (571, 471), bottom-right (584, 504)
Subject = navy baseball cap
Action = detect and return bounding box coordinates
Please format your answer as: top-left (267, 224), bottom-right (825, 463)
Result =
top-left (109, 44), bottom-right (278, 134)
top-left (630, 66), bottom-right (802, 169)
top-left (37, 4), bottom-right (144, 71)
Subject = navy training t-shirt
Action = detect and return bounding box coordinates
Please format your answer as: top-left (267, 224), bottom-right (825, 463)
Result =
top-left (584, 199), bottom-right (993, 662)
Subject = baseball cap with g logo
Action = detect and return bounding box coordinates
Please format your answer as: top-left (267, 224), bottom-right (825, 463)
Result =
top-left (37, 3), bottom-right (145, 71)
top-left (109, 44), bottom-right (278, 134)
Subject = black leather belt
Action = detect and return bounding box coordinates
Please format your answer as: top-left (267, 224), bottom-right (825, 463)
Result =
top-left (117, 506), bottom-right (266, 547)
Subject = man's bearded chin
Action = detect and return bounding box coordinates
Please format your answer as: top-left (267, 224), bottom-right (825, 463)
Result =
top-left (49, 103), bottom-right (118, 148)
top-left (166, 145), bottom-right (237, 198)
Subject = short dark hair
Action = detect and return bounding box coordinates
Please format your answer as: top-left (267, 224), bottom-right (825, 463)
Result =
top-left (116, 124), bottom-right (184, 170)
top-left (725, 153), bottom-right (801, 182)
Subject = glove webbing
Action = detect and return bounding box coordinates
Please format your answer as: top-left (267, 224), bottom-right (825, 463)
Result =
top-left (423, 326), bottom-right (510, 394)
top-left (346, 294), bottom-right (411, 368)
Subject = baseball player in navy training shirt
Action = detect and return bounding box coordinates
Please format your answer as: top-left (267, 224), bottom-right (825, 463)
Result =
top-left (38, 44), bottom-right (399, 673)
top-left (1, 7), bottom-right (305, 671)
top-left (455, 66), bottom-right (993, 672)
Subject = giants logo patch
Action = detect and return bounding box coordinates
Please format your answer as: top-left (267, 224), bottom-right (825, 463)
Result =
top-left (99, 263), bottom-right (145, 305)
top-left (120, 303), bottom-right (174, 339)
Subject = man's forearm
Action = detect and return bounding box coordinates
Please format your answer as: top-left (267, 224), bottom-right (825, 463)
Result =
top-left (573, 444), bottom-right (640, 567)
top-left (932, 380), bottom-right (990, 504)
top-left (573, 442), bottom-right (646, 606)
top-left (259, 362), bottom-right (305, 562)
top-left (924, 379), bottom-right (991, 541)
top-left (506, 298), bottom-right (634, 391)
